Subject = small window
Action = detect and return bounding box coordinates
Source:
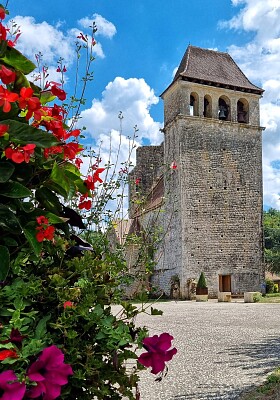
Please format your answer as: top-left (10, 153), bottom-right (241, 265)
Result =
top-left (190, 92), bottom-right (199, 116)
top-left (203, 95), bottom-right (212, 118)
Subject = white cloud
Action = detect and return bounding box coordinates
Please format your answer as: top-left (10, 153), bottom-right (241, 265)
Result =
top-left (9, 16), bottom-right (74, 65)
top-left (9, 13), bottom-right (115, 69)
top-left (221, 0), bottom-right (280, 209)
top-left (78, 14), bottom-right (116, 38)
top-left (79, 77), bottom-right (162, 145)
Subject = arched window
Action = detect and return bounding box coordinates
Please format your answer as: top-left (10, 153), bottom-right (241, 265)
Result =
top-left (190, 92), bottom-right (199, 116)
top-left (237, 98), bottom-right (249, 123)
top-left (218, 96), bottom-right (230, 121)
top-left (203, 95), bottom-right (212, 118)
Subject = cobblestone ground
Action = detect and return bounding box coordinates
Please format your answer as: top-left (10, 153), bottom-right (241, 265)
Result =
top-left (135, 300), bottom-right (280, 400)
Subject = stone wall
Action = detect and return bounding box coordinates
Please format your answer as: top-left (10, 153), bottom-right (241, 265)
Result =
top-left (129, 144), bottom-right (164, 217)
top-left (163, 115), bottom-right (264, 298)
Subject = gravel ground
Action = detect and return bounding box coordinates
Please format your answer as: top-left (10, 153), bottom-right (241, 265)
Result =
top-left (134, 300), bottom-right (280, 400)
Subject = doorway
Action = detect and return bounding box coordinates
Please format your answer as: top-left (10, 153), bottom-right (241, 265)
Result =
top-left (219, 274), bottom-right (231, 292)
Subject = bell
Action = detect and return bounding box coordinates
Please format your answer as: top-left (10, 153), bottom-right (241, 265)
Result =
top-left (219, 108), bottom-right (227, 119)
top-left (238, 111), bottom-right (246, 123)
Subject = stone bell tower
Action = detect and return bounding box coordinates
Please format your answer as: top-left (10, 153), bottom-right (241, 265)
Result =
top-left (160, 45), bottom-right (264, 298)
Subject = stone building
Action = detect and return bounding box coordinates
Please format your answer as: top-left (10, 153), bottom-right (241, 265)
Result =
top-left (129, 45), bottom-right (265, 299)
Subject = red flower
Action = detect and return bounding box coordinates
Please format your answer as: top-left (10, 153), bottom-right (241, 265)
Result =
top-left (170, 161), bottom-right (177, 170)
top-left (56, 66), bottom-right (67, 73)
top-left (63, 301), bottom-right (74, 309)
top-left (135, 178), bottom-right (141, 185)
top-left (0, 23), bottom-right (7, 40)
top-left (0, 349), bottom-right (18, 361)
top-left (0, 123), bottom-right (8, 137)
top-left (35, 216), bottom-right (55, 243)
top-left (74, 157), bottom-right (83, 169)
top-left (5, 143), bottom-right (36, 164)
top-left (43, 225), bottom-right (55, 240)
top-left (27, 345), bottom-right (73, 400)
top-left (138, 332), bottom-right (177, 375)
top-left (77, 32), bottom-right (88, 42)
top-left (7, 32), bottom-right (21, 48)
top-left (0, 85), bottom-right (18, 112)
top-left (50, 84), bottom-right (66, 101)
top-left (36, 216), bottom-right (49, 225)
top-left (19, 87), bottom-right (41, 119)
top-left (44, 146), bottom-right (63, 159)
top-left (78, 193), bottom-right (92, 210)
top-left (92, 167), bottom-right (105, 184)
top-left (63, 142), bottom-right (82, 160)
top-left (0, 65), bottom-right (16, 84)
top-left (0, 7), bottom-right (6, 20)
top-left (84, 175), bottom-right (95, 191)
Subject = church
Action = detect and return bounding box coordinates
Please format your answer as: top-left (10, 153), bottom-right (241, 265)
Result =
top-left (128, 45), bottom-right (265, 299)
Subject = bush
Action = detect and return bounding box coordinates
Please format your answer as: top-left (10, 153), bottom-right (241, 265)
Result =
top-left (197, 272), bottom-right (208, 289)
top-left (0, 5), bottom-right (177, 400)
top-left (253, 292), bottom-right (262, 302)
top-left (265, 279), bottom-right (275, 294)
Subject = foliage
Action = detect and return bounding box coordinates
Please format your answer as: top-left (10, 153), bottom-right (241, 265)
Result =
top-left (252, 292), bottom-right (262, 302)
top-left (196, 272), bottom-right (207, 289)
top-left (263, 208), bottom-right (280, 273)
top-left (0, 5), bottom-right (176, 400)
top-left (265, 278), bottom-right (275, 294)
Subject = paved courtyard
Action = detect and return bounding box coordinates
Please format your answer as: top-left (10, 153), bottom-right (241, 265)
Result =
top-left (135, 300), bottom-right (280, 400)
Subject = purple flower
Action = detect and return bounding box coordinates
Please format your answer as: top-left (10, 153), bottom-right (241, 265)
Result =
top-left (138, 332), bottom-right (177, 374)
top-left (27, 345), bottom-right (73, 400)
top-left (0, 370), bottom-right (26, 400)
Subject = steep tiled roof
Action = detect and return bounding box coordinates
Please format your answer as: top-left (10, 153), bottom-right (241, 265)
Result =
top-left (173, 45), bottom-right (263, 94)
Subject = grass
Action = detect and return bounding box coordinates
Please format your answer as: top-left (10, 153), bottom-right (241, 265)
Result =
top-left (240, 368), bottom-right (280, 399)
top-left (258, 293), bottom-right (280, 303)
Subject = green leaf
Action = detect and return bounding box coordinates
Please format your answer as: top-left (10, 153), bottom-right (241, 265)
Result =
top-left (4, 120), bottom-right (61, 148)
top-left (14, 70), bottom-right (31, 91)
top-left (0, 245), bottom-right (10, 280)
top-left (0, 45), bottom-right (36, 74)
top-left (35, 315), bottom-right (51, 339)
top-left (0, 204), bottom-right (21, 233)
top-left (40, 91), bottom-right (56, 105)
top-left (23, 223), bottom-right (42, 258)
top-left (0, 39), bottom-right (7, 57)
top-left (50, 162), bottom-right (70, 198)
top-left (45, 182), bottom-right (67, 199)
top-left (0, 182), bottom-right (32, 198)
top-left (45, 212), bottom-right (68, 224)
top-left (2, 237), bottom-right (18, 247)
top-left (0, 102), bottom-right (20, 122)
top-left (150, 307), bottom-right (163, 316)
top-left (19, 201), bottom-right (35, 213)
top-left (0, 162), bottom-right (15, 182)
top-left (35, 187), bottom-right (63, 215)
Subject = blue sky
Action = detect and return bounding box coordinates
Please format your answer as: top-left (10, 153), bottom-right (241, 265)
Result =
top-left (5, 0), bottom-right (280, 210)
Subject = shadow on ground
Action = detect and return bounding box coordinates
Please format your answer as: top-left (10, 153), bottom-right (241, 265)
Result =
top-left (220, 337), bottom-right (280, 377)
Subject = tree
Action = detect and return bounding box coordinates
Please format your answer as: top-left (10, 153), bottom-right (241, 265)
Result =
top-left (263, 208), bottom-right (280, 274)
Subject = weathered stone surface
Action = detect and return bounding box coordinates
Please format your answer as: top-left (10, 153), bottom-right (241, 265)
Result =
top-left (128, 46), bottom-right (265, 299)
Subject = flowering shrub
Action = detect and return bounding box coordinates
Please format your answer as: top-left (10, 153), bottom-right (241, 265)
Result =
top-left (0, 4), bottom-right (177, 399)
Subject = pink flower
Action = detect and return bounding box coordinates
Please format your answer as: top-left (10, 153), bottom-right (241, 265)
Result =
top-left (27, 345), bottom-right (73, 400)
top-left (138, 333), bottom-right (177, 375)
top-left (0, 370), bottom-right (26, 400)
top-left (170, 161), bottom-right (177, 170)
